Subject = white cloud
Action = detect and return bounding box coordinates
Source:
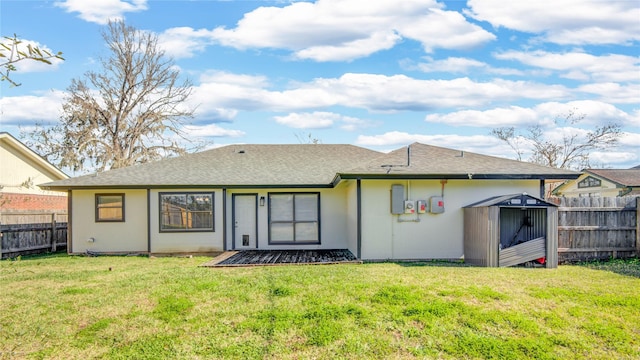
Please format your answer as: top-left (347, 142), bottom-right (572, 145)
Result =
top-left (274, 111), bottom-right (372, 130)
top-left (207, 0), bottom-right (495, 62)
top-left (410, 56), bottom-right (523, 75)
top-left (294, 31), bottom-right (401, 62)
top-left (182, 124), bottom-right (244, 138)
top-left (0, 91), bottom-right (66, 124)
top-left (465, 0), bottom-right (640, 45)
top-left (274, 112), bottom-right (336, 129)
top-left (158, 27), bottom-right (215, 59)
top-left (589, 151), bottom-right (638, 168)
top-left (425, 101), bottom-right (637, 128)
top-left (494, 50), bottom-right (640, 83)
top-left (355, 131), bottom-right (518, 159)
top-left (192, 71), bottom-right (571, 114)
top-left (55, 0), bottom-right (148, 24)
top-left (425, 106), bottom-right (541, 127)
top-left (577, 83), bottom-right (640, 105)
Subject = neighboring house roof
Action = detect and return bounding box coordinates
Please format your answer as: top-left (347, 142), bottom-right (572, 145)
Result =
top-left (341, 143), bottom-right (578, 180)
top-left (0, 132), bottom-right (68, 185)
top-left (551, 168), bottom-right (640, 197)
top-left (41, 142), bottom-right (579, 190)
top-left (584, 169), bottom-right (640, 187)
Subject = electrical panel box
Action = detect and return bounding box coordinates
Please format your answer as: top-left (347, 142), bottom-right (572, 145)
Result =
top-left (430, 196), bottom-right (445, 214)
top-left (390, 184), bottom-right (405, 214)
top-left (404, 200), bottom-right (416, 214)
top-left (417, 200), bottom-right (427, 214)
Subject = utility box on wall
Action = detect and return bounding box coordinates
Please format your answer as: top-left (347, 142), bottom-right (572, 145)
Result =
top-left (404, 200), bottom-right (416, 214)
top-left (430, 196), bottom-right (445, 214)
top-left (390, 184), bottom-right (405, 214)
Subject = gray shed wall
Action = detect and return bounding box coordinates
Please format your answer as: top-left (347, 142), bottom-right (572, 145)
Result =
top-left (463, 204), bottom-right (558, 268)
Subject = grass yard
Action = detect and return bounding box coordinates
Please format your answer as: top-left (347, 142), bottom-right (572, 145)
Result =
top-left (1, 255), bottom-right (638, 359)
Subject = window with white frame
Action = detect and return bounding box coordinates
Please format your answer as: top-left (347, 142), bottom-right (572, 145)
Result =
top-left (269, 193), bottom-right (320, 244)
top-left (160, 193), bottom-right (214, 232)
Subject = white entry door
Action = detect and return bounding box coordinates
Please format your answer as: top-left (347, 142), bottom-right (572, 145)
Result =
top-left (233, 194), bottom-right (257, 249)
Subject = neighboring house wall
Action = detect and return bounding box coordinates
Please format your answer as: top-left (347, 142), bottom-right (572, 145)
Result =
top-left (0, 133), bottom-right (68, 213)
top-left (555, 175), bottom-right (624, 197)
top-left (0, 193), bottom-right (67, 212)
top-left (360, 179), bottom-right (542, 260)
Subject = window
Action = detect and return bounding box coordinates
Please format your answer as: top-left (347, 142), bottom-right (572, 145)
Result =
top-left (160, 193), bottom-right (214, 232)
top-left (96, 194), bottom-right (125, 222)
top-left (269, 193), bottom-right (320, 244)
top-left (578, 176), bottom-right (601, 188)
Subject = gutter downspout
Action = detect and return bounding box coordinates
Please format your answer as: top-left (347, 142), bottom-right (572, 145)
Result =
top-left (147, 189), bottom-right (151, 255)
top-left (67, 190), bottom-right (73, 254)
top-left (222, 188), bottom-right (227, 251)
top-left (357, 178), bottom-right (362, 259)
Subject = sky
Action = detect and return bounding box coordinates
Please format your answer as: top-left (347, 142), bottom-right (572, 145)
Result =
top-left (1, 0), bottom-right (639, 173)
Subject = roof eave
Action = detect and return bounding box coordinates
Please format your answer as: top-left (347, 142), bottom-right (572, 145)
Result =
top-left (41, 183), bottom-right (336, 191)
top-left (339, 173), bottom-right (580, 180)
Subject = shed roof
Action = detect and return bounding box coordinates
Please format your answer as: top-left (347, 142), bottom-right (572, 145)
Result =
top-left (41, 142), bottom-right (579, 190)
top-left (464, 193), bottom-right (557, 208)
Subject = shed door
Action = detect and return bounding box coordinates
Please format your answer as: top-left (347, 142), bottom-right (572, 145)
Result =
top-left (233, 194), bottom-right (257, 249)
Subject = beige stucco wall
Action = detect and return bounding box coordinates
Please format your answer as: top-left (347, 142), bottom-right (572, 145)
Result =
top-left (360, 179), bottom-right (542, 260)
top-left (149, 189), bottom-right (224, 254)
top-left (226, 187), bottom-right (351, 250)
top-left (71, 189), bottom-right (147, 254)
top-left (344, 180), bottom-right (359, 257)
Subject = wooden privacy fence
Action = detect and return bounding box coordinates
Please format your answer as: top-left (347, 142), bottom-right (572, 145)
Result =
top-left (550, 196), bottom-right (639, 262)
top-left (0, 213), bottom-right (68, 259)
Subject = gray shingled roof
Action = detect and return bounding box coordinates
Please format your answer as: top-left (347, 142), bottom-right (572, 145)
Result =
top-left (585, 169), bottom-right (640, 187)
top-left (41, 144), bottom-right (382, 189)
top-left (41, 143), bottom-right (579, 190)
top-left (341, 143), bottom-right (579, 179)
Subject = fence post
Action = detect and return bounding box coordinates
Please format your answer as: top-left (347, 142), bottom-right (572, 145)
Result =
top-left (636, 197), bottom-right (639, 258)
top-left (51, 213), bottom-right (57, 253)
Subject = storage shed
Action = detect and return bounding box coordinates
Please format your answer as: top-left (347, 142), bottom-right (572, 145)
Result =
top-left (463, 193), bottom-right (558, 268)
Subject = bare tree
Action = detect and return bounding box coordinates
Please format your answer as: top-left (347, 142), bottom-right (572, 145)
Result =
top-left (1, 34), bottom-right (64, 87)
top-left (492, 109), bottom-right (622, 170)
top-left (295, 132), bottom-right (322, 144)
top-left (28, 20), bottom-right (195, 172)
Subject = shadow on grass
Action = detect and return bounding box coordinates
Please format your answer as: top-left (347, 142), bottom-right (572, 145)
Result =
top-left (1, 251), bottom-right (70, 261)
top-left (576, 257), bottom-right (640, 278)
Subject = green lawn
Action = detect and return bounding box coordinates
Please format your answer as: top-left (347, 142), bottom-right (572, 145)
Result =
top-left (1, 255), bottom-right (638, 359)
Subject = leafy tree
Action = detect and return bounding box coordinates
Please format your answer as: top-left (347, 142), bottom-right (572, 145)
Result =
top-left (28, 20), bottom-right (195, 172)
top-left (491, 110), bottom-right (621, 170)
top-left (0, 34), bottom-right (64, 86)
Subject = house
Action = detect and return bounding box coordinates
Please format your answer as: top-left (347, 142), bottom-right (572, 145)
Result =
top-left (552, 168), bottom-right (640, 197)
top-left (0, 132), bottom-right (68, 213)
top-left (40, 142), bottom-right (578, 260)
